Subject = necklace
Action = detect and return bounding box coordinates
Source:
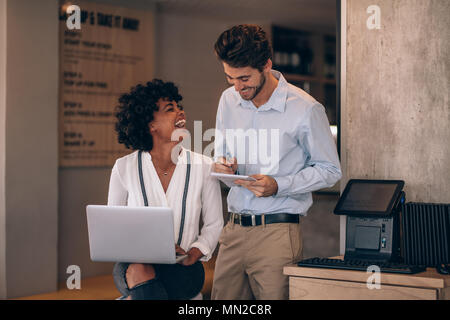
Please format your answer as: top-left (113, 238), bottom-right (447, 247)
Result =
top-left (153, 161), bottom-right (175, 176)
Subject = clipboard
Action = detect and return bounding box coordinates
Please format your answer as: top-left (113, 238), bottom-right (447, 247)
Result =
top-left (210, 172), bottom-right (256, 186)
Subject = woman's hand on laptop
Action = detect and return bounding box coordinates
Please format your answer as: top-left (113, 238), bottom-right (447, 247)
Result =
top-left (175, 244), bottom-right (187, 256)
top-left (177, 246), bottom-right (204, 266)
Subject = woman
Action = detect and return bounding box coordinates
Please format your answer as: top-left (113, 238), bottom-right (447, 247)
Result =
top-left (108, 79), bottom-right (223, 300)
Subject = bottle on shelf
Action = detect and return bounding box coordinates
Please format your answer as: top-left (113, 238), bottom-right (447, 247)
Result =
top-left (290, 52), bottom-right (301, 74)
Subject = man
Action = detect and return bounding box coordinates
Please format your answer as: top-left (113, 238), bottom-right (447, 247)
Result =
top-left (211, 24), bottom-right (342, 300)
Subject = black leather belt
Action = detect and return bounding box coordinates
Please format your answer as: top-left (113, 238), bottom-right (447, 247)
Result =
top-left (229, 212), bottom-right (300, 227)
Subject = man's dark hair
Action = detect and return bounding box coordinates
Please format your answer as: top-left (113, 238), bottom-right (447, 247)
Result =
top-left (214, 24), bottom-right (272, 71)
top-left (115, 79), bottom-right (182, 151)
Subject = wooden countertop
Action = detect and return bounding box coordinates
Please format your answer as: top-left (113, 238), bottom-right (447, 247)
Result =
top-left (284, 257), bottom-right (450, 289)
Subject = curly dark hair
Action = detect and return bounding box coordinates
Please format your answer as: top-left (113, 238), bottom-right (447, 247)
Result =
top-left (214, 24), bottom-right (272, 71)
top-left (115, 79), bottom-right (183, 151)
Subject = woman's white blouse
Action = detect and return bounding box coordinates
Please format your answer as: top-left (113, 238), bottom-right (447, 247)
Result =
top-left (107, 148), bottom-right (224, 261)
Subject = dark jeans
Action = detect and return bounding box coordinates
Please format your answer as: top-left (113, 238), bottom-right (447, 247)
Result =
top-left (113, 261), bottom-right (204, 300)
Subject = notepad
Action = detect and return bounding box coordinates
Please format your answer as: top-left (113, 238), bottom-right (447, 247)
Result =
top-left (211, 172), bottom-right (256, 186)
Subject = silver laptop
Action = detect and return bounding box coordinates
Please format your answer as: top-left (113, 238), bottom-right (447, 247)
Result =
top-left (86, 205), bottom-right (187, 264)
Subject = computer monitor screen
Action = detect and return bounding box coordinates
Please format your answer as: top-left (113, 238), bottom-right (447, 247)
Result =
top-left (334, 180), bottom-right (404, 216)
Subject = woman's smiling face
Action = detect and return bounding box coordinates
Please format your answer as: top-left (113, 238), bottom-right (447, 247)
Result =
top-left (149, 98), bottom-right (186, 141)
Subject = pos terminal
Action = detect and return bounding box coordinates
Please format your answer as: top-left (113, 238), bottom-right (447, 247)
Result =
top-left (333, 179), bottom-right (405, 261)
top-left (297, 179), bottom-right (426, 274)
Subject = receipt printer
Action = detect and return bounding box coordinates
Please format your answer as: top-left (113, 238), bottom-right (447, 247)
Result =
top-left (334, 179), bottom-right (405, 262)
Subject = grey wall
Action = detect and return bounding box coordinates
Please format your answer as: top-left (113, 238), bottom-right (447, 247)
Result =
top-left (58, 169), bottom-right (113, 281)
top-left (302, 194), bottom-right (340, 259)
top-left (2, 0), bottom-right (59, 298)
top-left (0, 0), bottom-right (7, 300)
top-left (342, 0), bottom-right (450, 203)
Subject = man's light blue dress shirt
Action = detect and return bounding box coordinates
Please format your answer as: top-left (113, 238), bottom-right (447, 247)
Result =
top-left (214, 70), bottom-right (342, 215)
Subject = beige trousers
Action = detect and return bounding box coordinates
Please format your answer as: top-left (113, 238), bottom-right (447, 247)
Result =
top-left (211, 219), bottom-right (303, 300)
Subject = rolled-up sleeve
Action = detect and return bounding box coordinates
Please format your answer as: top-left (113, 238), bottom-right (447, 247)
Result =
top-left (274, 103), bottom-right (342, 197)
top-left (107, 161), bottom-right (128, 206)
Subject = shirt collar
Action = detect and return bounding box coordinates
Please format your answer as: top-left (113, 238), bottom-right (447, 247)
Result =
top-left (238, 70), bottom-right (288, 113)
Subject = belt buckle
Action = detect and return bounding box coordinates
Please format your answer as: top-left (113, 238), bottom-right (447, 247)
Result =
top-left (251, 215), bottom-right (256, 226)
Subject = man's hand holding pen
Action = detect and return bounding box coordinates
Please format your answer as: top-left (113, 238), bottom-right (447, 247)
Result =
top-left (213, 157), bottom-right (278, 197)
top-left (213, 156), bottom-right (238, 175)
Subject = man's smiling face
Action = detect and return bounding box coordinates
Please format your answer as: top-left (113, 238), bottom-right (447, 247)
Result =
top-left (223, 63), bottom-right (266, 101)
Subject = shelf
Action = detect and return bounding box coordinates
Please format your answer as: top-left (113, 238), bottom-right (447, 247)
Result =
top-left (284, 73), bottom-right (336, 85)
top-left (271, 25), bottom-right (338, 128)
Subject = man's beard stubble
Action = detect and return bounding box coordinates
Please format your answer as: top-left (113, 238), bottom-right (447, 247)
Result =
top-left (241, 73), bottom-right (266, 101)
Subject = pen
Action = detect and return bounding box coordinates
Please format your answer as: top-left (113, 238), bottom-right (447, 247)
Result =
top-left (225, 153), bottom-right (239, 175)
top-left (224, 153), bottom-right (233, 168)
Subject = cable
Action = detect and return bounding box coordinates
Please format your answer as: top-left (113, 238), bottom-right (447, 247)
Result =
top-left (436, 264), bottom-right (450, 275)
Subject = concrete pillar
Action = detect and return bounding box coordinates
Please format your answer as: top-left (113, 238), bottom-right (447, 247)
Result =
top-left (344, 0), bottom-right (449, 200)
top-left (1, 0), bottom-right (59, 298)
top-left (341, 0), bottom-right (450, 251)
top-left (0, 0), bottom-right (7, 300)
